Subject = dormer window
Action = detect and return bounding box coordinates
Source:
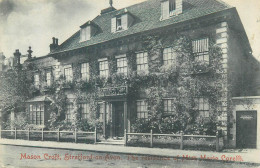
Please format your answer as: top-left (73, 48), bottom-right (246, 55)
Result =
top-left (169, 0), bottom-right (176, 14)
top-left (111, 9), bottom-right (134, 33)
top-left (80, 21), bottom-right (97, 42)
top-left (116, 17), bottom-right (122, 31)
top-left (161, 0), bottom-right (183, 20)
top-left (80, 26), bottom-right (91, 42)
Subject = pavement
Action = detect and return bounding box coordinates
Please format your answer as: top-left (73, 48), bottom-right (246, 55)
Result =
top-left (0, 138), bottom-right (259, 165)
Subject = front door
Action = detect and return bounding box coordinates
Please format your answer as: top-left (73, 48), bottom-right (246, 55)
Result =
top-left (236, 111), bottom-right (257, 148)
top-left (114, 102), bottom-right (124, 137)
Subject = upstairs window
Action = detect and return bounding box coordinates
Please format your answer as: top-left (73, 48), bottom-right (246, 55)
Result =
top-left (136, 52), bottom-right (148, 74)
top-left (64, 67), bottom-right (73, 82)
top-left (80, 103), bottom-right (90, 120)
top-left (116, 55), bottom-right (128, 75)
top-left (163, 47), bottom-right (177, 66)
top-left (163, 98), bottom-right (176, 115)
top-left (169, 0), bottom-right (176, 13)
top-left (137, 100), bottom-right (148, 120)
top-left (81, 63), bottom-right (90, 81)
top-left (29, 104), bottom-right (44, 125)
top-left (66, 103), bottom-right (74, 122)
top-left (116, 17), bottom-right (122, 31)
top-left (111, 12), bottom-right (134, 33)
top-left (194, 97), bottom-right (210, 118)
top-left (99, 59), bottom-right (109, 78)
top-left (34, 74), bottom-right (40, 88)
top-left (80, 26), bottom-right (91, 42)
top-left (192, 38), bottom-right (209, 64)
top-left (46, 72), bottom-right (51, 86)
top-left (161, 0), bottom-right (182, 20)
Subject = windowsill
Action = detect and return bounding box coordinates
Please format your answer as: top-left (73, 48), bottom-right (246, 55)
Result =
top-left (79, 39), bottom-right (90, 43)
top-left (114, 28), bottom-right (127, 33)
top-left (160, 11), bottom-right (182, 21)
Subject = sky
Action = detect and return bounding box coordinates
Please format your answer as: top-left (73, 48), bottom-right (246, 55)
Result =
top-left (0, 0), bottom-right (260, 60)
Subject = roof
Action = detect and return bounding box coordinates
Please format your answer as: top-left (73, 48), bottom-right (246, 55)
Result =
top-left (51, 0), bottom-right (232, 54)
top-left (26, 96), bottom-right (52, 103)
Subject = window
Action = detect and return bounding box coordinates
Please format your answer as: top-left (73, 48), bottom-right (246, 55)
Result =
top-left (64, 67), bottom-right (73, 82)
top-left (29, 104), bottom-right (44, 125)
top-left (194, 97), bottom-right (210, 118)
top-left (80, 26), bottom-right (91, 42)
top-left (136, 52), bottom-right (148, 74)
top-left (81, 63), bottom-right (90, 81)
top-left (116, 56), bottom-right (128, 75)
top-left (163, 99), bottom-right (176, 115)
top-left (34, 74), bottom-right (39, 88)
top-left (192, 38), bottom-right (209, 64)
top-left (80, 103), bottom-right (90, 120)
top-left (116, 16), bottom-right (122, 31)
top-left (169, 0), bottom-right (176, 12)
top-left (66, 103), bottom-right (74, 122)
top-left (137, 100), bottom-right (148, 120)
top-left (163, 47), bottom-right (177, 66)
top-left (46, 72), bottom-right (51, 86)
top-left (99, 59), bottom-right (109, 78)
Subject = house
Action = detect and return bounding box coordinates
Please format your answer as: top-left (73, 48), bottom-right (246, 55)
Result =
top-left (0, 0), bottom-right (259, 149)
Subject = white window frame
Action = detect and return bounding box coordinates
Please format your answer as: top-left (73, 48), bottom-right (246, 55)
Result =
top-left (163, 98), bottom-right (176, 115)
top-left (99, 59), bottom-right (109, 78)
top-left (34, 74), bottom-right (40, 88)
top-left (194, 97), bottom-right (210, 118)
top-left (29, 104), bottom-right (44, 125)
top-left (46, 72), bottom-right (51, 86)
top-left (163, 47), bottom-right (177, 66)
top-left (136, 100), bottom-right (148, 120)
top-left (116, 55), bottom-right (128, 75)
top-left (80, 103), bottom-right (90, 120)
top-left (81, 63), bottom-right (90, 81)
top-left (116, 16), bottom-right (122, 31)
top-left (66, 103), bottom-right (74, 123)
top-left (169, 0), bottom-right (176, 13)
top-left (64, 67), bottom-right (73, 82)
top-left (136, 52), bottom-right (149, 74)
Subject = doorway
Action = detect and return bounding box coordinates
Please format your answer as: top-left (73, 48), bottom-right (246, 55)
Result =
top-left (236, 111), bottom-right (257, 148)
top-left (113, 102), bottom-right (124, 137)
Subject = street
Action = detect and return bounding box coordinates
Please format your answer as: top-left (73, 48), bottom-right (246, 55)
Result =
top-left (0, 145), bottom-right (258, 168)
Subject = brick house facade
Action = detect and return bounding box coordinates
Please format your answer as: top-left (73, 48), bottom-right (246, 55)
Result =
top-left (0, 0), bottom-right (259, 149)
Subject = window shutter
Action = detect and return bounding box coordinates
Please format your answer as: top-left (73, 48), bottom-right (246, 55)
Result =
top-left (86, 26), bottom-right (91, 40)
top-left (161, 0), bottom-right (169, 20)
top-left (121, 14), bottom-right (128, 30)
top-left (111, 17), bottom-right (116, 33)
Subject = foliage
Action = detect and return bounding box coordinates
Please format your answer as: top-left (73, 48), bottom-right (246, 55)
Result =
top-left (0, 69), bottom-right (33, 116)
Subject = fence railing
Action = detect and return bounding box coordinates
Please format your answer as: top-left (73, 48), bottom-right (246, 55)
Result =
top-left (124, 129), bottom-right (222, 152)
top-left (0, 127), bottom-right (98, 144)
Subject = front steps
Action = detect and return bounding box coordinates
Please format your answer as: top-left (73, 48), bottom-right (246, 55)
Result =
top-left (96, 138), bottom-right (124, 145)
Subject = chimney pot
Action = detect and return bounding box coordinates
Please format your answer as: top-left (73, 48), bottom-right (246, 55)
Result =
top-left (27, 46), bottom-right (33, 59)
top-left (52, 37), bottom-right (55, 44)
top-left (55, 38), bottom-right (58, 45)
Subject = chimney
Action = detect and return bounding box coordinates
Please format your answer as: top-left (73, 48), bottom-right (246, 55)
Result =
top-left (13, 49), bottom-right (21, 66)
top-left (50, 37), bottom-right (59, 52)
top-left (101, 0), bottom-right (116, 15)
top-left (56, 38), bottom-right (59, 45)
top-left (0, 53), bottom-right (6, 71)
top-left (27, 46), bottom-right (33, 60)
